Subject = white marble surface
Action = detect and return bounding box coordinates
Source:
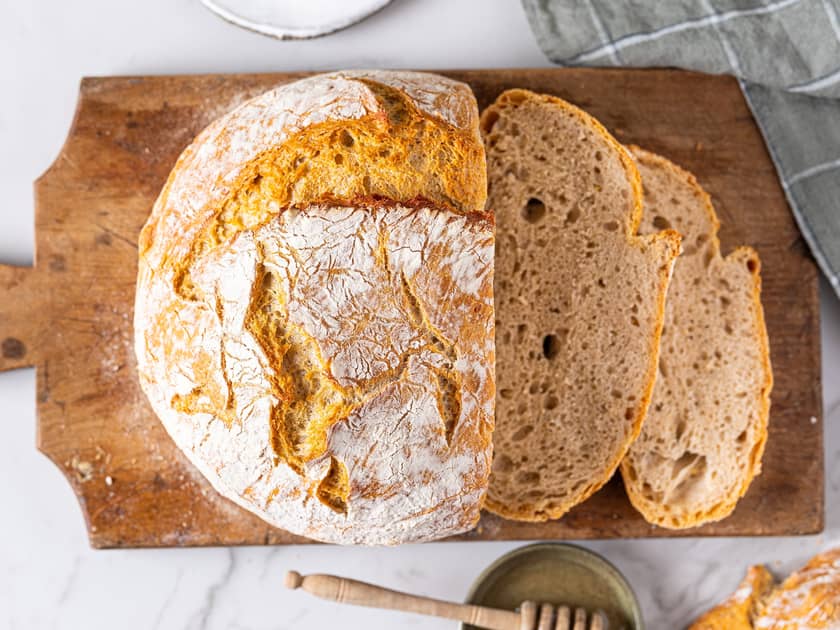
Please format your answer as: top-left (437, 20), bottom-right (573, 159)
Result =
top-left (1, 1), bottom-right (838, 628)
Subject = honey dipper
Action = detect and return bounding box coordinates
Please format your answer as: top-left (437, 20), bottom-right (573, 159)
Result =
top-left (285, 570), bottom-right (608, 629)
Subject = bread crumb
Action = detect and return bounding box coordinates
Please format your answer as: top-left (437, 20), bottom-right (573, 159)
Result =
top-left (69, 456), bottom-right (94, 482)
top-left (105, 476), bottom-right (113, 486)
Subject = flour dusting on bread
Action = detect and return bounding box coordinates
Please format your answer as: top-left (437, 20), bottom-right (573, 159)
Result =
top-left (135, 72), bottom-right (493, 545)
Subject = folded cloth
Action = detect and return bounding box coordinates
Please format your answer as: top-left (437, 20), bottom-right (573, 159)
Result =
top-left (522, 0), bottom-right (840, 296)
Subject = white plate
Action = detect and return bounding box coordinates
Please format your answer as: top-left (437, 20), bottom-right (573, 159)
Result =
top-left (202, 0), bottom-right (394, 39)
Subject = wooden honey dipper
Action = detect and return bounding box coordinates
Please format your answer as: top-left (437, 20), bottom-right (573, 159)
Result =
top-left (284, 570), bottom-right (608, 630)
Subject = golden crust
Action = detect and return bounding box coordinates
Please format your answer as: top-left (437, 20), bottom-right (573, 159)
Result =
top-left (481, 89), bottom-right (680, 521)
top-left (620, 147), bottom-right (772, 529)
top-left (756, 549), bottom-right (840, 629)
top-left (690, 565), bottom-right (776, 630)
top-left (139, 72), bottom-right (486, 271)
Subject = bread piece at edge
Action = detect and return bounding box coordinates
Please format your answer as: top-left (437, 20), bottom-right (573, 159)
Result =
top-left (483, 89), bottom-right (681, 522)
top-left (756, 548), bottom-right (840, 628)
top-left (689, 565), bottom-right (776, 630)
top-left (690, 548), bottom-right (840, 629)
top-left (620, 147), bottom-right (772, 529)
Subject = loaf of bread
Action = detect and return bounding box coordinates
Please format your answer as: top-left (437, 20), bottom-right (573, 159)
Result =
top-left (690, 549), bottom-right (840, 629)
top-left (481, 90), bottom-right (681, 521)
top-left (134, 71), bottom-right (495, 545)
top-left (620, 148), bottom-right (772, 529)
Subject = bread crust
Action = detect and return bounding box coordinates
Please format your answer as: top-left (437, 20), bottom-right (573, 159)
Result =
top-left (134, 72), bottom-right (494, 545)
top-left (482, 90), bottom-right (680, 521)
top-left (690, 549), bottom-right (840, 629)
top-left (757, 548), bottom-right (840, 628)
top-left (620, 147), bottom-right (773, 529)
top-left (689, 565), bottom-right (775, 629)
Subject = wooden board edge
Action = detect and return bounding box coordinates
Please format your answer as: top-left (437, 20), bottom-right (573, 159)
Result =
top-left (810, 271), bottom-right (825, 535)
top-left (26, 69), bottom-right (826, 547)
top-left (33, 78), bottom-right (91, 192)
top-left (35, 419), bottom-right (104, 550)
top-left (0, 264), bottom-right (43, 371)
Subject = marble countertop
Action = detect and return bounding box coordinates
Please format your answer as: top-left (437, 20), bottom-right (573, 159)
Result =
top-left (2, 1), bottom-right (838, 628)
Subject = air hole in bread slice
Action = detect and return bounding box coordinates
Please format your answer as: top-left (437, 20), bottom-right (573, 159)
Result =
top-left (511, 425), bottom-right (534, 441)
top-left (517, 471), bottom-right (540, 484)
top-left (494, 454), bottom-right (514, 474)
top-left (522, 198), bottom-right (547, 223)
top-left (542, 334), bottom-right (562, 359)
top-left (652, 215), bottom-right (671, 230)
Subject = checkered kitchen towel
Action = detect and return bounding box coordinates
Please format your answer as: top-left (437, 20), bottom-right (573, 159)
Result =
top-left (522, 0), bottom-right (840, 296)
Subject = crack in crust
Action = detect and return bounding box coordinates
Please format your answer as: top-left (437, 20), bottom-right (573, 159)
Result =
top-left (162, 74), bottom-right (486, 309)
top-left (398, 271), bottom-right (462, 445)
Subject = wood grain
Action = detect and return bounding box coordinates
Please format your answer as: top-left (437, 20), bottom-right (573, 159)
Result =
top-left (4, 69), bottom-right (821, 547)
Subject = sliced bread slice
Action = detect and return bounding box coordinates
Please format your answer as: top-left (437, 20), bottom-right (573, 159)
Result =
top-left (482, 90), bottom-right (681, 521)
top-left (620, 147), bottom-right (772, 529)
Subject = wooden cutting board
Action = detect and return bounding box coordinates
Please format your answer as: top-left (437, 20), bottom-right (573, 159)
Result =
top-left (3, 69), bottom-right (822, 548)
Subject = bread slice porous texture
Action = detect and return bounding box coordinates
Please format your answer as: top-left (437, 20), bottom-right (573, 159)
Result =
top-left (620, 147), bottom-right (772, 529)
top-left (483, 89), bottom-right (681, 522)
top-left (135, 72), bottom-right (494, 545)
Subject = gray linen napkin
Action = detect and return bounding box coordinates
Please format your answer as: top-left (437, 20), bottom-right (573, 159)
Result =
top-left (522, 0), bottom-right (840, 296)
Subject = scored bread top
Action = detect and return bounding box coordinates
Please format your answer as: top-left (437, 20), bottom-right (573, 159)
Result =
top-left (139, 70), bottom-right (487, 273)
top-left (483, 89), bottom-right (681, 522)
top-left (620, 147), bottom-right (772, 529)
top-left (135, 72), bottom-right (494, 545)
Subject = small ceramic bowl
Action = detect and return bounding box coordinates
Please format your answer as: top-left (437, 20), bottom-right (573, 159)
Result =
top-left (201, 0), bottom-right (393, 40)
top-left (462, 543), bottom-right (644, 630)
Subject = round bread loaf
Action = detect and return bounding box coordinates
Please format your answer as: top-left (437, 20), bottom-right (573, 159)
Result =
top-left (134, 71), bottom-right (494, 545)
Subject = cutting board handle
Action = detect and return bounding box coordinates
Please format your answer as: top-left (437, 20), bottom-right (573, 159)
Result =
top-left (0, 263), bottom-right (43, 371)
